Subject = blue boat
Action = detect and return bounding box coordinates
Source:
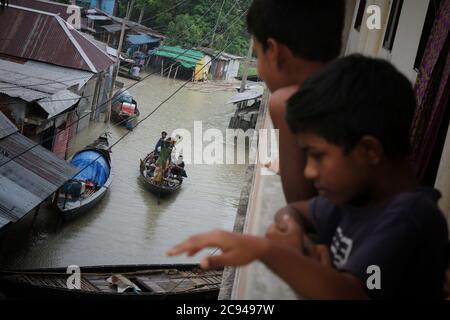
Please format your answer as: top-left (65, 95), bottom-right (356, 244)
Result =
top-left (54, 135), bottom-right (113, 219)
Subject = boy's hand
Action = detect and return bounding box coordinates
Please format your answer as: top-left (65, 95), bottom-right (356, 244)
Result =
top-left (274, 204), bottom-right (304, 228)
top-left (167, 230), bottom-right (269, 269)
top-left (267, 215), bottom-right (320, 261)
top-left (266, 215), bottom-right (303, 249)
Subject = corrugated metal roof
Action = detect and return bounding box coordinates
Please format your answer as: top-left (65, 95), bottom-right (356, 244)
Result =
top-left (24, 61), bottom-right (94, 90)
top-left (199, 47), bottom-right (243, 61)
top-left (0, 113), bottom-right (18, 139)
top-left (0, 81), bottom-right (48, 102)
top-left (153, 46), bottom-right (204, 69)
top-left (38, 90), bottom-right (81, 118)
top-left (10, 0), bottom-right (76, 21)
top-left (0, 59), bottom-right (83, 95)
top-left (101, 23), bottom-right (128, 33)
top-left (0, 112), bottom-right (77, 230)
top-left (127, 34), bottom-right (161, 45)
top-left (0, 59), bottom-right (89, 117)
top-left (227, 87), bottom-right (264, 104)
top-left (221, 52), bottom-right (243, 60)
top-left (0, 5), bottom-right (114, 73)
top-left (100, 10), bottom-right (166, 39)
top-left (86, 14), bottom-right (110, 20)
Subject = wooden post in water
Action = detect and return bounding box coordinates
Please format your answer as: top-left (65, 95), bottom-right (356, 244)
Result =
top-left (167, 63), bottom-right (173, 79)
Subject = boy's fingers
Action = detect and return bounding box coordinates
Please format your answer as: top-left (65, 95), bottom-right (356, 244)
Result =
top-left (200, 252), bottom-right (237, 269)
top-left (167, 242), bottom-right (192, 256)
top-left (167, 235), bottom-right (208, 256)
top-left (167, 230), bottom-right (229, 256)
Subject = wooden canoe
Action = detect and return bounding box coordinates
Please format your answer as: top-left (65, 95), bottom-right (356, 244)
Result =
top-left (0, 264), bottom-right (222, 300)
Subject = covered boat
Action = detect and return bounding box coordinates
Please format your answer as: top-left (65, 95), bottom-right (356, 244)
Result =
top-left (54, 134), bottom-right (113, 219)
top-left (112, 89), bottom-right (140, 130)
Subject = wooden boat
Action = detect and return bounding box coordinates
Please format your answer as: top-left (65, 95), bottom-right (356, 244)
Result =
top-left (54, 134), bottom-right (113, 219)
top-left (112, 89), bottom-right (140, 130)
top-left (139, 152), bottom-right (185, 197)
top-left (0, 264), bottom-right (222, 300)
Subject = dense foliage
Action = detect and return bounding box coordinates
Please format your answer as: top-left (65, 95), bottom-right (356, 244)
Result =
top-left (125, 0), bottom-right (253, 56)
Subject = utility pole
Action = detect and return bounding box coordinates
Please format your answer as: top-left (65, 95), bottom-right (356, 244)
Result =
top-left (138, 5), bottom-right (145, 24)
top-left (210, 0), bottom-right (226, 48)
top-left (105, 0), bottom-right (135, 123)
top-left (240, 37), bottom-right (254, 93)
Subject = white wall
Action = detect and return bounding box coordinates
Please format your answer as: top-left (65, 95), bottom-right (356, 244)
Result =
top-left (345, 0), bottom-right (391, 57)
top-left (390, 0), bottom-right (430, 83)
top-left (75, 76), bottom-right (98, 133)
top-left (226, 60), bottom-right (240, 81)
top-left (345, 0), bottom-right (430, 83)
top-left (435, 124), bottom-right (450, 235)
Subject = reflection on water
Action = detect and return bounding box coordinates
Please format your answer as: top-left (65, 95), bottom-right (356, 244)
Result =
top-left (0, 75), bottom-right (247, 269)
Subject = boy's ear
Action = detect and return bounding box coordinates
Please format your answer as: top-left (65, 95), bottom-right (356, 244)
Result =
top-left (266, 38), bottom-right (284, 68)
top-left (357, 136), bottom-right (384, 165)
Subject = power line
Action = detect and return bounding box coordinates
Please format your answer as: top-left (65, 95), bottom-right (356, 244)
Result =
top-left (139, 0), bottom-right (191, 25)
top-left (0, 0), bottom-right (222, 92)
top-left (0, 1), bottom-right (232, 141)
top-left (69, 13), bottom-right (248, 182)
top-left (210, 0), bottom-right (227, 47)
top-left (0, 7), bottom-right (249, 171)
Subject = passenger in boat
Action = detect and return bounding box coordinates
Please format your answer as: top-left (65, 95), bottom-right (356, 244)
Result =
top-left (154, 131), bottom-right (168, 155)
top-left (170, 155), bottom-right (187, 180)
top-left (168, 56), bottom-right (449, 299)
top-left (130, 65), bottom-right (140, 77)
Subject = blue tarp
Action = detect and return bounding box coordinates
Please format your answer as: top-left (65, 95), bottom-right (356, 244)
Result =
top-left (127, 34), bottom-right (161, 45)
top-left (71, 150), bottom-right (110, 187)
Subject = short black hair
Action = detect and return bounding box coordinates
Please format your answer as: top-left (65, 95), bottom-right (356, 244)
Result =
top-left (162, 131), bottom-right (167, 135)
top-left (286, 55), bottom-right (416, 158)
top-left (247, 0), bottom-right (345, 62)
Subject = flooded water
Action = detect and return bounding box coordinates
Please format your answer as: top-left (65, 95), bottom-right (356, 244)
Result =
top-left (0, 75), bottom-right (248, 269)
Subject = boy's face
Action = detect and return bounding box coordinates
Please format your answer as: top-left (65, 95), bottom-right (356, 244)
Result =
top-left (253, 37), bottom-right (286, 92)
top-left (297, 132), bottom-right (373, 206)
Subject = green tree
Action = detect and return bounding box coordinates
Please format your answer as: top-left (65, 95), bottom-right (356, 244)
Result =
top-left (128, 0), bottom-right (253, 56)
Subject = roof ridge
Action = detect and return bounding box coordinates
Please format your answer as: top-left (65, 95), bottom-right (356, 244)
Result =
top-left (9, 4), bottom-right (113, 73)
top-left (9, 3), bottom-right (59, 17)
top-left (54, 16), bottom-right (98, 73)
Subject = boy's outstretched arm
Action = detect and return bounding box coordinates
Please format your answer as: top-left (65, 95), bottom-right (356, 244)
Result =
top-left (167, 224), bottom-right (368, 300)
top-left (269, 87), bottom-right (317, 203)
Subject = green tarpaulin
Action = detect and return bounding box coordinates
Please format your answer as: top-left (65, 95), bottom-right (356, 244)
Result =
top-left (152, 45), bottom-right (204, 69)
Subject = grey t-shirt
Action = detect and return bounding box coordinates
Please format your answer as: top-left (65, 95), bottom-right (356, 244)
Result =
top-left (310, 188), bottom-right (449, 299)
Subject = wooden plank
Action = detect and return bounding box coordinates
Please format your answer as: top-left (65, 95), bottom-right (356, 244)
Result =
top-left (136, 278), bottom-right (166, 293)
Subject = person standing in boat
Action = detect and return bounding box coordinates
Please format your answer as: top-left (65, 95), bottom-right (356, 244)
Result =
top-left (154, 131), bottom-right (167, 155)
top-left (154, 137), bottom-right (173, 184)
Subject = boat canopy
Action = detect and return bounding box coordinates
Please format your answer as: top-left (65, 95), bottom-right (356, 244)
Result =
top-left (71, 150), bottom-right (110, 187)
